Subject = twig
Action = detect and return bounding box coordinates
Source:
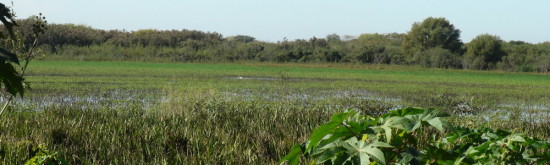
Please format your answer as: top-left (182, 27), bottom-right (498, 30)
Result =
top-left (0, 95), bottom-right (14, 115)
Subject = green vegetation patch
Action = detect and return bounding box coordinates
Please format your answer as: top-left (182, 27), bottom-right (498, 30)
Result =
top-left (1, 60), bottom-right (548, 164)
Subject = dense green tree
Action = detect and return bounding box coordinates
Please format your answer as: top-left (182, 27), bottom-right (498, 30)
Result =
top-left (358, 33), bottom-right (388, 45)
top-left (7, 16), bottom-right (550, 72)
top-left (227, 35), bottom-right (255, 43)
top-left (464, 34), bottom-right (506, 70)
top-left (351, 33), bottom-right (405, 64)
top-left (326, 33), bottom-right (341, 43)
top-left (40, 24), bottom-right (104, 47)
top-left (535, 42), bottom-right (550, 72)
top-left (412, 47), bottom-right (462, 68)
top-left (537, 54), bottom-right (550, 72)
top-left (309, 37), bottom-right (329, 49)
top-left (402, 17), bottom-right (463, 62)
top-left (499, 41), bottom-right (550, 72)
top-left (499, 41), bottom-right (536, 71)
top-left (358, 33), bottom-right (403, 47)
top-left (343, 45), bottom-right (385, 63)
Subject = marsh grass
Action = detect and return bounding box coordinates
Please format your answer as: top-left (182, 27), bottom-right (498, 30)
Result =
top-left (1, 87), bottom-right (549, 164)
top-left (1, 61), bottom-right (549, 164)
top-left (1, 87), bottom-right (391, 164)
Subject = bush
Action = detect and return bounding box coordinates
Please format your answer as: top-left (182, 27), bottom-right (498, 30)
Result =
top-left (464, 34), bottom-right (506, 70)
top-left (412, 48), bottom-right (462, 68)
top-left (281, 108), bottom-right (550, 164)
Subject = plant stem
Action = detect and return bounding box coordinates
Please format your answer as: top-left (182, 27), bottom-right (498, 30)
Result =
top-left (0, 33), bottom-right (39, 116)
top-left (0, 95), bottom-right (14, 115)
top-left (341, 123), bottom-right (361, 139)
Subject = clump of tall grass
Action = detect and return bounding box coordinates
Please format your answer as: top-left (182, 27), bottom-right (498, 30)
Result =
top-left (0, 87), bottom-right (397, 164)
top-left (1, 87), bottom-right (549, 164)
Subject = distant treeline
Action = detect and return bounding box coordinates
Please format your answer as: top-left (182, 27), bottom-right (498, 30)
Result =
top-left (12, 17), bottom-right (550, 72)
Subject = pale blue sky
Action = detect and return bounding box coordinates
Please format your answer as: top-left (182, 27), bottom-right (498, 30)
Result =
top-left (9, 0), bottom-right (550, 43)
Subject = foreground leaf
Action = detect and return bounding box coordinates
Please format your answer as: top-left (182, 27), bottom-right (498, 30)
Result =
top-left (279, 144), bottom-right (303, 165)
top-left (0, 47), bottom-right (19, 64)
top-left (0, 62), bottom-right (24, 96)
top-left (305, 121), bottom-right (341, 153)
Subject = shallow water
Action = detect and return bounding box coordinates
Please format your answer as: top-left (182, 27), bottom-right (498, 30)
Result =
top-left (3, 89), bottom-right (163, 111)
top-left (229, 76), bottom-right (281, 81)
top-left (2, 78), bottom-right (548, 125)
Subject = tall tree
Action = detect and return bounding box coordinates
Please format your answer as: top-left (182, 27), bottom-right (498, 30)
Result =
top-left (326, 33), bottom-right (341, 43)
top-left (402, 17), bottom-right (463, 62)
top-left (228, 35), bottom-right (255, 43)
top-left (464, 34), bottom-right (506, 70)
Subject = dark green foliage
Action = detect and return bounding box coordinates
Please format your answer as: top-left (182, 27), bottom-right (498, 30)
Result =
top-left (326, 34), bottom-right (341, 43)
top-left (337, 33), bottom-right (404, 65)
top-left (0, 3), bottom-right (17, 40)
top-left (464, 34), bottom-right (506, 70)
top-left (0, 62), bottom-right (24, 96)
top-left (412, 47), bottom-right (462, 68)
top-left (440, 128), bottom-right (550, 164)
top-left (227, 35), bottom-right (256, 43)
top-left (0, 3), bottom-right (23, 97)
top-left (8, 16), bottom-right (550, 72)
top-left (281, 108), bottom-right (550, 164)
top-left (345, 45), bottom-right (385, 63)
top-left (0, 47), bottom-right (18, 64)
top-left (402, 17), bottom-right (463, 61)
top-left (499, 41), bottom-right (550, 72)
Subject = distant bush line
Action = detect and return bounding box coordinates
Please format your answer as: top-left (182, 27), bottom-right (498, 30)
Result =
top-left (10, 17), bottom-right (550, 72)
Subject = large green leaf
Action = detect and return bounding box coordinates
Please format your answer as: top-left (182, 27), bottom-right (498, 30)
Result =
top-left (316, 127), bottom-right (356, 148)
top-left (0, 48), bottom-right (19, 64)
top-left (279, 144), bottom-right (303, 165)
top-left (314, 143), bottom-right (347, 164)
top-left (453, 156), bottom-right (467, 165)
top-left (0, 3), bottom-right (17, 40)
top-left (396, 152), bottom-right (416, 165)
top-left (338, 137), bottom-right (390, 164)
top-left (359, 153), bottom-right (371, 165)
top-left (405, 115), bottom-right (424, 131)
top-left (367, 141), bottom-right (393, 148)
top-left (0, 62), bottom-right (24, 96)
top-left (282, 107), bottom-right (550, 164)
top-left (381, 125), bottom-right (392, 143)
top-left (402, 108), bottom-right (451, 132)
top-left (362, 147), bottom-right (385, 164)
top-left (426, 117), bottom-right (448, 132)
top-left (330, 111), bottom-right (350, 123)
top-left (307, 111), bottom-right (366, 154)
top-left (314, 148), bottom-right (341, 164)
top-left (509, 135), bottom-right (526, 143)
top-left (383, 107), bottom-right (425, 118)
top-left (371, 124), bottom-right (393, 142)
top-left (305, 121), bottom-right (341, 153)
top-left (333, 153), bottom-right (351, 165)
top-left (372, 116), bottom-right (412, 141)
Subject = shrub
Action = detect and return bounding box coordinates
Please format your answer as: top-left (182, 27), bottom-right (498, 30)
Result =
top-left (280, 108), bottom-right (550, 164)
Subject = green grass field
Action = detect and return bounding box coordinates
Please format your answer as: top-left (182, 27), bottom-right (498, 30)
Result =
top-left (1, 60), bottom-right (549, 164)
top-left (25, 60), bottom-right (550, 105)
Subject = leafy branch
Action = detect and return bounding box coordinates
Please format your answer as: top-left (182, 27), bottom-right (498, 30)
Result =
top-left (0, 3), bottom-right (46, 115)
